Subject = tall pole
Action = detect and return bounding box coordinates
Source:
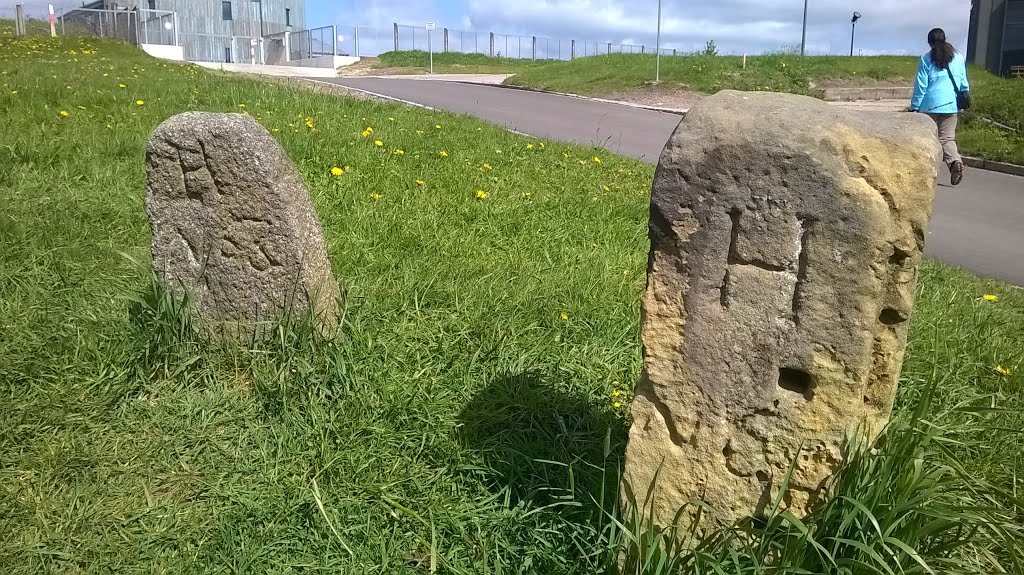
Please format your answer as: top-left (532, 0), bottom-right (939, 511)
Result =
top-left (800, 0), bottom-right (808, 56)
top-left (655, 0), bottom-right (662, 82)
top-left (850, 12), bottom-right (861, 57)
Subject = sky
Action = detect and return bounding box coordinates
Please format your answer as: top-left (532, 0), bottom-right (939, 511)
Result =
top-left (7, 0), bottom-right (973, 56)
top-left (316, 0), bottom-right (973, 56)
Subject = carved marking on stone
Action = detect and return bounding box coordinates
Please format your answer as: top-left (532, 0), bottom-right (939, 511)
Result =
top-left (622, 91), bottom-right (940, 538)
top-left (145, 112), bottom-right (340, 338)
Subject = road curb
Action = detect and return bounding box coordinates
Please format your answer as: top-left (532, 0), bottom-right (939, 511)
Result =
top-left (963, 157), bottom-right (1024, 177)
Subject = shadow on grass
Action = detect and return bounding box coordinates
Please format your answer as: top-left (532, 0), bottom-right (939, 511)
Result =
top-left (458, 371), bottom-right (628, 510)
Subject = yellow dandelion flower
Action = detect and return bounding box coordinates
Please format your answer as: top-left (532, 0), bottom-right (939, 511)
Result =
top-left (272, 128), bottom-right (280, 133)
top-left (435, 124), bottom-right (442, 129)
top-left (374, 140), bottom-right (384, 147)
top-left (387, 117), bottom-right (394, 122)
top-left (238, 103), bottom-right (246, 108)
top-left (984, 294), bottom-right (998, 302)
top-left (527, 143), bottom-right (534, 150)
top-left (613, 401), bottom-right (622, 409)
top-left (563, 152), bottom-right (569, 158)
top-left (369, 193), bottom-right (382, 200)
top-left (393, 149), bottom-right (405, 156)
top-left (440, 151), bottom-right (449, 158)
top-left (118, 83), bottom-right (126, 88)
top-left (482, 163), bottom-right (493, 171)
top-left (10, 90), bottom-right (17, 95)
top-left (539, 142), bottom-right (545, 148)
top-left (995, 365), bottom-right (1013, 376)
top-left (135, 100), bottom-right (145, 106)
top-left (58, 110), bottom-right (69, 117)
top-left (330, 167), bottom-right (344, 176)
top-left (361, 129), bottom-right (371, 138)
top-left (415, 179), bottom-right (425, 186)
top-left (593, 156), bottom-right (602, 164)
top-left (560, 312), bottom-right (569, 321)
top-left (475, 189), bottom-right (488, 200)
top-left (603, 185), bottom-right (610, 192)
top-left (612, 390), bottom-right (622, 397)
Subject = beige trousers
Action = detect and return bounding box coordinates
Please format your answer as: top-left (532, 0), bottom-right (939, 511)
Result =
top-left (926, 113), bottom-right (962, 166)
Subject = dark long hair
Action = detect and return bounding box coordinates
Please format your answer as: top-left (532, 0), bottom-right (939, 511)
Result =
top-left (928, 28), bottom-right (955, 69)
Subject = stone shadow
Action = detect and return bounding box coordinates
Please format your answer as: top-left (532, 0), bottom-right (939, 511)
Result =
top-left (457, 371), bottom-right (628, 510)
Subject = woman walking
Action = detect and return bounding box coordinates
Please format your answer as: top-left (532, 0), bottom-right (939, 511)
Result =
top-left (910, 28), bottom-right (971, 186)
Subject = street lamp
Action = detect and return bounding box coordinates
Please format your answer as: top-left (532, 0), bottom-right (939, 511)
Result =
top-left (850, 11), bottom-right (861, 57)
top-left (655, 0), bottom-right (662, 82)
top-left (800, 0), bottom-right (808, 56)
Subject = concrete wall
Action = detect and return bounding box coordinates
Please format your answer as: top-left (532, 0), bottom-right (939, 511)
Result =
top-left (966, 0), bottom-right (1024, 75)
top-left (142, 43), bottom-right (184, 60)
top-left (282, 55), bottom-right (360, 68)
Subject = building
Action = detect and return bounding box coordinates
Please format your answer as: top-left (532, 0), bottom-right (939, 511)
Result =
top-left (967, 0), bottom-right (1024, 76)
top-left (66, 0), bottom-right (306, 63)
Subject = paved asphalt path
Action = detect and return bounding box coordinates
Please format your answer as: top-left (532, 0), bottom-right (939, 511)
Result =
top-left (318, 77), bottom-right (1024, 285)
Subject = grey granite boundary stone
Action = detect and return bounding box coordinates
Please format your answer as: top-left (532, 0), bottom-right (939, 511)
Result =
top-left (145, 112), bottom-right (340, 339)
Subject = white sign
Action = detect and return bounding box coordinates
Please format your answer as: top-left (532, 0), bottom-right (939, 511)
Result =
top-left (425, 21), bottom-right (436, 30)
top-left (250, 37), bottom-right (257, 46)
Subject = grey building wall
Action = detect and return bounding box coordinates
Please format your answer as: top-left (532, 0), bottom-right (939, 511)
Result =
top-left (146, 0), bottom-right (306, 62)
top-left (968, 0), bottom-right (1024, 75)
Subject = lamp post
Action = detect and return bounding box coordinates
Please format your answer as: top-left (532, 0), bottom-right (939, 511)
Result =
top-left (800, 0), bottom-right (808, 56)
top-left (655, 0), bottom-right (662, 82)
top-left (850, 11), bottom-right (861, 57)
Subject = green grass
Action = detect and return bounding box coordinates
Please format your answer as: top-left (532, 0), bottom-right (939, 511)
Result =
top-left (375, 50), bottom-right (546, 74)
top-left (2, 31), bottom-right (1024, 573)
top-left (503, 53), bottom-right (920, 96)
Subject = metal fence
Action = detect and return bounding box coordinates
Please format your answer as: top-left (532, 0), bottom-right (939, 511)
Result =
top-left (57, 8), bottom-right (177, 46)
top-left (289, 25), bottom-right (336, 61)
top-left (180, 33), bottom-right (254, 63)
top-left (337, 22), bottom-right (687, 61)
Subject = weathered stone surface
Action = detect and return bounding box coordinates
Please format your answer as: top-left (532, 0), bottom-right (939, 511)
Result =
top-left (145, 112), bottom-right (339, 337)
top-left (622, 91), bottom-right (940, 532)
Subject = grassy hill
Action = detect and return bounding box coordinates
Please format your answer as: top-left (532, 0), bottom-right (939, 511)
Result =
top-left (2, 30), bottom-right (1024, 573)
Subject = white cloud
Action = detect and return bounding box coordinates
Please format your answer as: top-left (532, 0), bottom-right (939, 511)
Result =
top-left (459, 0), bottom-right (972, 55)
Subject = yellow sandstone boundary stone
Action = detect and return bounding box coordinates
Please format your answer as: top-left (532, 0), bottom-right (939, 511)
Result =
top-left (622, 91), bottom-right (940, 535)
top-left (145, 112), bottom-right (340, 338)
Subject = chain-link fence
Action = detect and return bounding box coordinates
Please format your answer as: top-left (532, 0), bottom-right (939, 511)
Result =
top-left (335, 21), bottom-right (676, 61)
top-left (445, 28), bottom-right (484, 55)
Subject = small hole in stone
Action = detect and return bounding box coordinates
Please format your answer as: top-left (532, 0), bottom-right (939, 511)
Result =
top-left (879, 308), bottom-right (908, 325)
top-left (722, 444), bottom-right (733, 458)
top-left (864, 395), bottom-right (871, 404)
top-left (756, 470), bottom-right (770, 483)
top-left (889, 247), bottom-right (911, 266)
top-left (778, 368), bottom-right (814, 401)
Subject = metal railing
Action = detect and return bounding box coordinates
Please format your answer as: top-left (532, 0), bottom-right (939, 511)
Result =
top-left (180, 33), bottom-right (253, 63)
top-left (289, 25), bottom-right (336, 61)
top-left (54, 7), bottom-right (177, 46)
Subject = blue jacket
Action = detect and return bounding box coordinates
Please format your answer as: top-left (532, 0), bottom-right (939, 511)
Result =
top-left (911, 51), bottom-right (970, 114)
